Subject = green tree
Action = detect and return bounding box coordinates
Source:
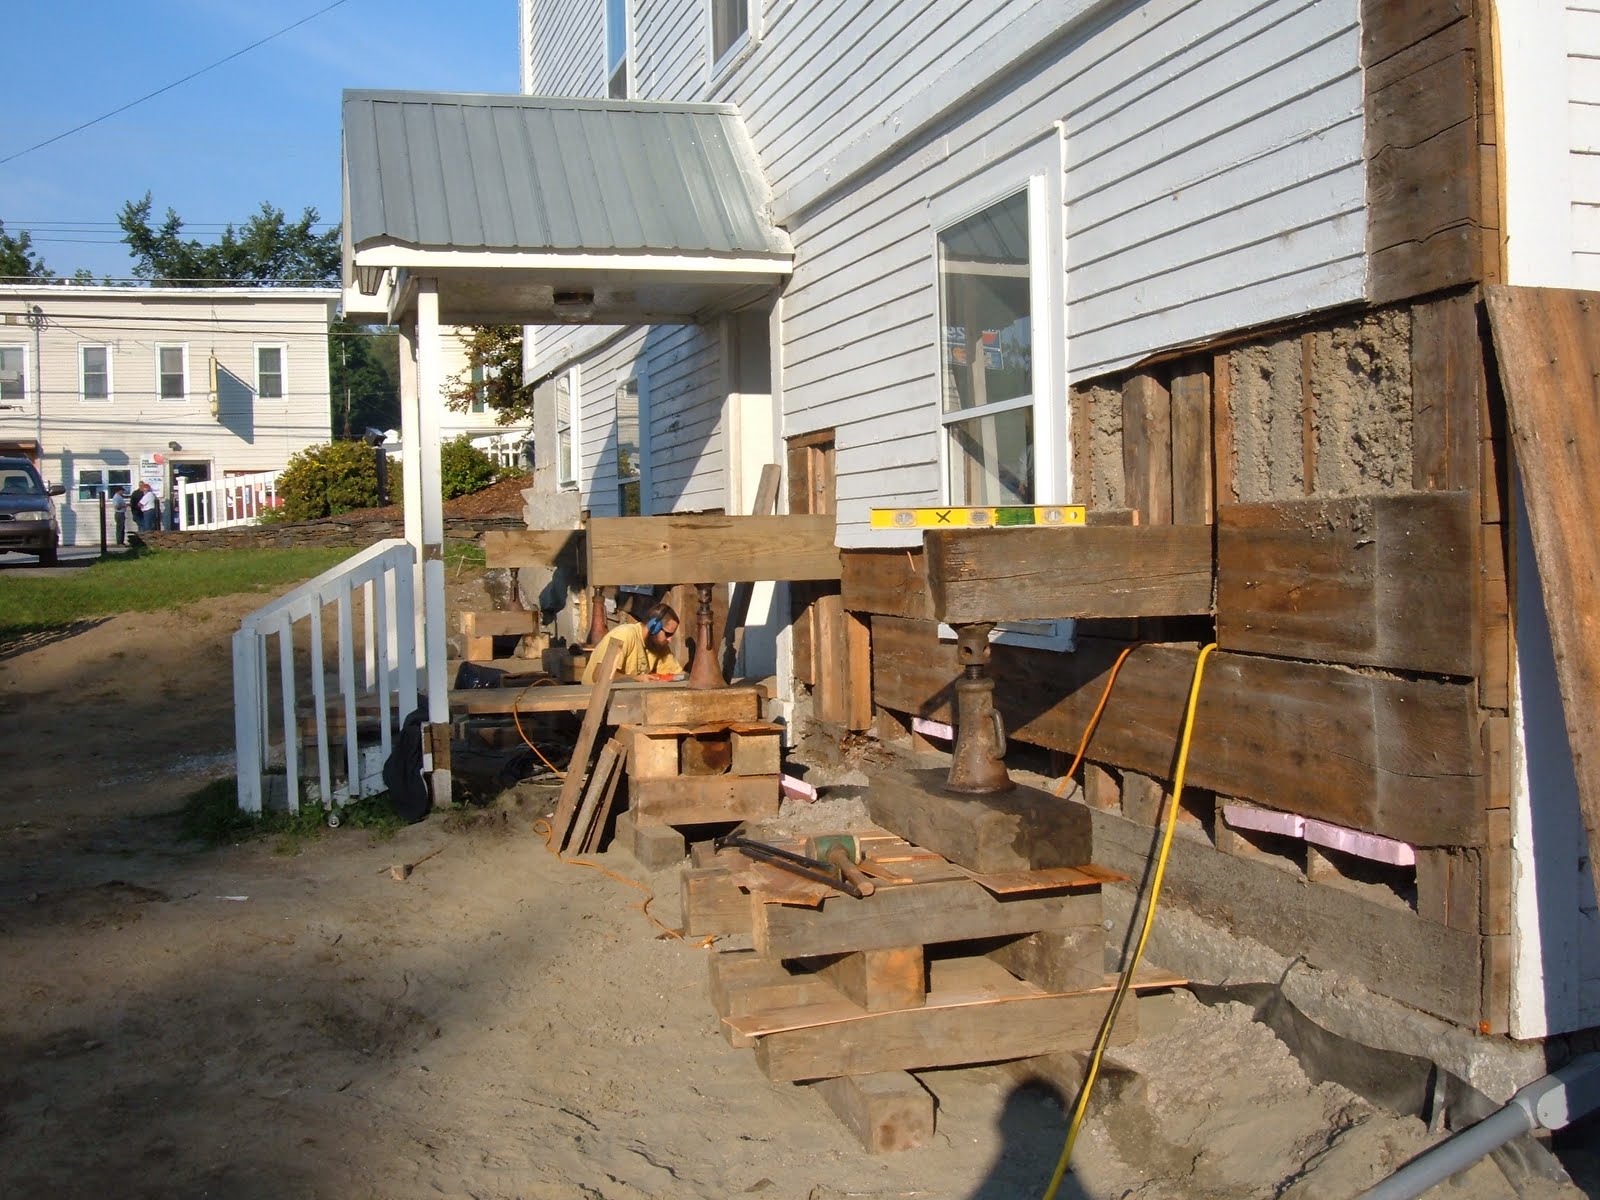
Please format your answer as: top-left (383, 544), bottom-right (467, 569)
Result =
top-left (0, 221), bottom-right (53, 279)
top-left (444, 325), bottom-right (534, 423)
top-left (117, 192), bottom-right (339, 284)
top-left (331, 322), bottom-right (400, 438)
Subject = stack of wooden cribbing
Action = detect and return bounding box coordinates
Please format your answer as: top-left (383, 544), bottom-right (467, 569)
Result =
top-left (683, 832), bottom-right (1181, 1153)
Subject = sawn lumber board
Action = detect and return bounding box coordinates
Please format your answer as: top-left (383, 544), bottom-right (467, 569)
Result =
top-left (586, 514), bottom-right (841, 585)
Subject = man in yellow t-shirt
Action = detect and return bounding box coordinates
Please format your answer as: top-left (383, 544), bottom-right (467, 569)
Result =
top-left (583, 602), bottom-right (685, 682)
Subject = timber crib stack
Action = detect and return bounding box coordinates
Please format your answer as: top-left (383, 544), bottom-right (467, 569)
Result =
top-left (685, 835), bottom-right (1180, 1153)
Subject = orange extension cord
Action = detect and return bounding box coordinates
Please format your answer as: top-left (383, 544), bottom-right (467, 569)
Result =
top-left (1052, 644), bottom-right (1139, 795)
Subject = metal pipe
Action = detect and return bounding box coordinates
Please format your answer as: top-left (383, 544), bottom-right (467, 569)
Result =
top-left (1358, 1054), bottom-right (1600, 1200)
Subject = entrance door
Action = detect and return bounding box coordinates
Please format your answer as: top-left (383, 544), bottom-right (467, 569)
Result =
top-left (169, 460), bottom-right (212, 530)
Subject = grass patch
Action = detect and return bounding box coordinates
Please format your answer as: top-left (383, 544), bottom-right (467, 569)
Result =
top-left (0, 545), bottom-right (357, 644)
top-left (444, 537), bottom-right (487, 572)
top-left (178, 776), bottom-right (406, 854)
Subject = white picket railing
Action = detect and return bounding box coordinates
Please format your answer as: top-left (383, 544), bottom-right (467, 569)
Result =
top-left (233, 538), bottom-right (420, 815)
top-left (178, 470), bottom-right (280, 531)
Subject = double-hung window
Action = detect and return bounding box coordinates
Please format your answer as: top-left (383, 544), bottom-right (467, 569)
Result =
top-left (77, 466), bottom-right (133, 500)
top-left (470, 364), bottom-right (488, 414)
top-left (256, 345), bottom-right (285, 399)
top-left (606, 0), bottom-right (630, 98)
top-left (933, 138), bottom-right (1064, 509)
top-left (555, 368), bottom-right (579, 489)
top-left (157, 344), bottom-right (188, 401)
top-left (0, 346), bottom-right (26, 405)
top-left (81, 345), bottom-right (112, 403)
top-left (708, 0), bottom-right (753, 78)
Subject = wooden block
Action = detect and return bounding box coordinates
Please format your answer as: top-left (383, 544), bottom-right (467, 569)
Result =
top-left (1481, 931), bottom-right (1510, 1033)
top-left (809, 1072), bottom-right (934, 1153)
top-left (752, 959), bottom-right (1139, 1082)
top-left (864, 768), bottom-right (1093, 872)
top-left (815, 590), bottom-right (848, 726)
top-left (1482, 715), bottom-right (1510, 808)
top-left (680, 730), bottom-right (733, 776)
top-left (870, 619), bottom-right (1484, 848)
top-left (1170, 368), bottom-right (1213, 525)
top-left (629, 774), bottom-right (780, 825)
top-left (1213, 350), bottom-right (1237, 507)
top-left (681, 866), bottom-right (752, 937)
top-left (619, 725), bottom-right (682, 781)
top-left (586, 514), bottom-right (842, 586)
top-left (1416, 848), bottom-right (1481, 932)
top-left (923, 524), bottom-right (1214, 624)
top-left (1216, 492), bottom-right (1478, 677)
top-left (754, 878), bottom-right (1102, 960)
top-left (460, 610), bottom-right (538, 637)
top-left (614, 809), bottom-right (686, 869)
top-left (729, 724), bottom-right (782, 775)
top-left (1081, 763), bottom-right (1119, 811)
top-left (840, 548), bottom-right (934, 620)
top-left (1120, 771), bottom-right (1165, 828)
top-left (813, 947), bottom-right (927, 1013)
top-left (988, 923), bottom-right (1106, 994)
top-left (1481, 807), bottom-right (1512, 937)
top-left (482, 528), bottom-right (585, 570)
top-left (464, 634), bottom-right (496, 661)
top-left (607, 686), bottom-right (762, 727)
top-left (709, 949), bottom-right (840, 1046)
top-left (1478, 526), bottom-right (1511, 712)
top-left (845, 610), bottom-right (873, 732)
top-left (1123, 372), bottom-right (1173, 526)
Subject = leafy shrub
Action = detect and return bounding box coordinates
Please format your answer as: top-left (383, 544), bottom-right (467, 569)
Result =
top-left (275, 440), bottom-right (382, 520)
top-left (440, 435), bottom-right (498, 499)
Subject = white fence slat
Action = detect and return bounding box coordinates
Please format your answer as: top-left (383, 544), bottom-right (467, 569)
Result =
top-left (309, 603), bottom-right (332, 811)
top-left (363, 579), bottom-right (376, 690)
top-left (176, 469), bottom-right (282, 531)
top-left (338, 592), bottom-right (360, 798)
top-left (374, 572), bottom-right (393, 761)
top-left (277, 624), bottom-right (299, 813)
top-left (232, 629), bottom-right (263, 814)
top-left (395, 556), bottom-right (419, 723)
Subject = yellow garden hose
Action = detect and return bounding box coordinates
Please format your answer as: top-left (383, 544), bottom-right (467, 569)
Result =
top-left (1042, 642), bottom-right (1217, 1200)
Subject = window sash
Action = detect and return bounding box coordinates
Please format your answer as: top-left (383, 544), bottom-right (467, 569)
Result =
top-left (470, 364), bottom-right (487, 414)
top-left (710, 0), bottom-right (749, 69)
top-left (555, 371), bottom-right (575, 487)
top-left (158, 345), bottom-right (187, 400)
top-left (0, 346), bottom-right (25, 402)
top-left (607, 0), bottom-right (629, 98)
top-left (256, 346), bottom-right (285, 399)
top-left (81, 345), bottom-right (111, 402)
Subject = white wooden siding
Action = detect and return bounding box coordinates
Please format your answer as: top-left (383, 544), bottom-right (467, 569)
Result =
top-left (641, 323), bottom-right (726, 513)
top-left (636, 0), bottom-right (704, 99)
top-left (528, 0), bottom-right (607, 97)
top-left (1570, 4), bottom-right (1600, 286)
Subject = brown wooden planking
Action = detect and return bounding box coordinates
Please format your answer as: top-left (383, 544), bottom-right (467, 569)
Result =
top-left (570, 740), bottom-right (622, 855)
top-left (754, 879), bottom-right (1102, 960)
top-left (1170, 368), bottom-right (1213, 524)
top-left (1090, 805), bottom-right (1480, 1024)
top-left (1122, 372), bottom-right (1173, 524)
top-left (1071, 384), bottom-right (1094, 506)
top-left (586, 514), bottom-right (841, 586)
top-left (1416, 847), bottom-right (1481, 932)
top-left (809, 1072), bottom-right (934, 1154)
top-left (813, 947), bottom-right (927, 1013)
top-left (1212, 351), bottom-right (1237, 508)
top-left (551, 639), bottom-right (623, 850)
top-left (870, 617), bottom-right (1482, 846)
top-left (840, 548), bottom-right (934, 619)
top-left (1484, 286), bottom-right (1600, 909)
top-left (922, 524), bottom-right (1214, 624)
top-left (628, 774), bottom-right (780, 825)
top-left (845, 610), bottom-right (873, 731)
top-left (606, 685), bottom-right (762, 726)
top-left (1360, 0), bottom-right (1471, 69)
top-left (814, 590), bottom-right (848, 725)
top-left (582, 741), bottom-right (628, 854)
top-left (1411, 291), bottom-right (1485, 493)
top-left (987, 923), bottom-right (1107, 993)
top-left (681, 866), bottom-right (753, 936)
top-left (458, 610), bottom-right (539, 637)
top-left (481, 528), bottom-right (585, 570)
top-left (1215, 491), bottom-right (1478, 676)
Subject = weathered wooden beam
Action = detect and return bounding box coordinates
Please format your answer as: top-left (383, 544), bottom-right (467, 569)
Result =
top-left (870, 617), bottom-right (1482, 847)
top-left (1484, 284), bottom-right (1600, 911)
top-left (840, 548), bottom-right (935, 619)
top-left (586, 514), bottom-right (841, 586)
top-left (482, 528), bottom-right (585, 570)
top-left (606, 685), bottom-right (763, 726)
top-left (921, 524), bottom-right (1214, 624)
top-left (629, 774), bottom-right (780, 825)
top-left (809, 1072), bottom-right (935, 1153)
top-left (1216, 491), bottom-right (1478, 676)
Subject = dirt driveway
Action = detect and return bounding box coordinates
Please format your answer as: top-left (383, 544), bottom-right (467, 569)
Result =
top-left (0, 584), bottom-right (1594, 1200)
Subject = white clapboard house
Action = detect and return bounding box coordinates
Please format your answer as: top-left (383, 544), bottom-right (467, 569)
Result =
top-left (334, 0), bottom-right (1600, 1050)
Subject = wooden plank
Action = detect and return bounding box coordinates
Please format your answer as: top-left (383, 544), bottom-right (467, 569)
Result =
top-left (1411, 290), bottom-right (1484, 493)
top-left (957, 865), bottom-right (1122, 894)
top-left (606, 685), bottom-right (762, 726)
top-left (720, 463), bottom-right (783, 679)
top-left (754, 878), bottom-right (1101, 960)
top-left (1361, 0), bottom-right (1471, 69)
top-left (750, 959), bottom-right (1140, 1082)
top-left (1169, 368), bottom-right (1213, 524)
top-left (1216, 492), bottom-right (1478, 675)
top-left (844, 610), bottom-right (873, 731)
top-left (813, 946), bottom-right (926, 1012)
top-left (729, 724), bottom-right (782, 775)
top-left (814, 589), bottom-right (848, 725)
top-left (840, 548), bottom-right (934, 619)
top-left (870, 618), bottom-right (1483, 847)
top-left (809, 1072), bottom-right (934, 1154)
top-left (1212, 351), bottom-right (1237, 507)
top-left (1089, 805), bottom-right (1481, 1024)
top-left (708, 950), bottom-right (840, 1046)
top-left (447, 682), bottom-right (600, 715)
top-left (618, 724), bottom-right (683, 780)
top-left (459, 610), bottom-right (538, 637)
top-left (569, 740), bottom-right (621, 856)
top-left (551, 639), bottom-right (623, 851)
top-left (922, 524), bottom-right (1214, 624)
top-left (482, 528), bottom-right (584, 570)
top-left (629, 774), bottom-right (780, 825)
top-left (681, 866), bottom-right (753, 936)
top-left (987, 922), bottom-right (1106, 994)
top-left (1484, 286), bottom-right (1600, 909)
top-left (864, 769), bottom-right (1093, 872)
top-left (1122, 372), bottom-right (1172, 525)
top-left (1416, 847), bottom-right (1481, 932)
top-left (586, 514), bottom-right (841, 586)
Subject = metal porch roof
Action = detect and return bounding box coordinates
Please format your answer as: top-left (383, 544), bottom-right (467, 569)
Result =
top-left (342, 90), bottom-right (791, 260)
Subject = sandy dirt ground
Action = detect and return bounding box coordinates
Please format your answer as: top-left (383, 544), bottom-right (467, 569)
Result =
top-left (1, 577), bottom-right (1596, 1200)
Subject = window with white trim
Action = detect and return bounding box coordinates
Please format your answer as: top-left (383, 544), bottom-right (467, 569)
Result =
top-left (80, 345), bottom-right (111, 403)
top-left (616, 375), bottom-right (641, 515)
top-left (555, 368), bottom-right (579, 489)
top-left (708, 0), bottom-right (753, 76)
top-left (77, 466), bottom-right (133, 501)
top-left (256, 345), bottom-right (285, 399)
top-left (606, 0), bottom-right (630, 99)
top-left (0, 346), bottom-right (26, 405)
top-left (157, 344), bottom-right (188, 401)
top-left (470, 364), bottom-right (487, 414)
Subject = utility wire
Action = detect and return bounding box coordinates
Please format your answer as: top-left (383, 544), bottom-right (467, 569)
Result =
top-left (0, 0), bottom-right (351, 166)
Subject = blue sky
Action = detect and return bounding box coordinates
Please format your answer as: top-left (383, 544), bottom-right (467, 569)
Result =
top-left (1, 0), bottom-right (519, 281)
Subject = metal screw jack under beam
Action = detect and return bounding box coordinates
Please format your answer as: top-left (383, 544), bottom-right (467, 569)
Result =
top-left (686, 582), bottom-right (726, 690)
top-left (945, 622), bottom-right (1013, 793)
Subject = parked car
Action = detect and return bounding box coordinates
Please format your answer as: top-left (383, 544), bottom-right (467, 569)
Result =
top-left (0, 456), bottom-right (63, 565)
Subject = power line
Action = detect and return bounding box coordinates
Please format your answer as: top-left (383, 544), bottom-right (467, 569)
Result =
top-left (0, 0), bottom-right (352, 166)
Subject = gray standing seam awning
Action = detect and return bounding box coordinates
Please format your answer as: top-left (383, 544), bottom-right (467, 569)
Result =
top-left (341, 90), bottom-right (793, 324)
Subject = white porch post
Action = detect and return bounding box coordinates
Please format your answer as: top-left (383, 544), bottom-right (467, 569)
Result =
top-left (398, 323), bottom-right (425, 655)
top-left (415, 278), bottom-right (452, 804)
